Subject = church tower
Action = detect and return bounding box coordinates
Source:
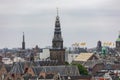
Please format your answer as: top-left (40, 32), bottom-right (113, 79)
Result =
top-left (96, 40), bottom-right (102, 52)
top-left (116, 31), bottom-right (120, 51)
top-left (50, 9), bottom-right (65, 64)
top-left (22, 32), bottom-right (25, 50)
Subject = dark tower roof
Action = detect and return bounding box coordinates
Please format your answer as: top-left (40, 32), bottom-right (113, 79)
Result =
top-left (53, 12), bottom-right (63, 41)
top-left (22, 32), bottom-right (25, 49)
top-left (97, 40), bottom-right (102, 48)
top-left (96, 40), bottom-right (102, 52)
top-left (52, 9), bottom-right (63, 49)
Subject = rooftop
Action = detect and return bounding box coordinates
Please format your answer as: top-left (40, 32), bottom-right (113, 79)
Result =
top-left (74, 53), bottom-right (94, 61)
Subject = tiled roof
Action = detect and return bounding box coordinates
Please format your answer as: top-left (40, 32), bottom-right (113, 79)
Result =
top-left (25, 60), bottom-right (58, 67)
top-left (44, 66), bottom-right (80, 76)
top-left (74, 53), bottom-right (94, 61)
top-left (31, 66), bottom-right (80, 76)
top-left (84, 60), bottom-right (103, 68)
top-left (10, 62), bottom-right (24, 74)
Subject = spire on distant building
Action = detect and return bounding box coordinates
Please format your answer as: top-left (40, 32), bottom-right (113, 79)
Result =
top-left (96, 40), bottom-right (102, 52)
top-left (22, 32), bottom-right (25, 49)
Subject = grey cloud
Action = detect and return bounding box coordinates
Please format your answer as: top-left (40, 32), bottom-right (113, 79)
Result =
top-left (0, 0), bottom-right (120, 48)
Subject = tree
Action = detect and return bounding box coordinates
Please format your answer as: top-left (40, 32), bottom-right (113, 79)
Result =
top-left (65, 61), bottom-right (69, 65)
top-left (71, 63), bottom-right (88, 75)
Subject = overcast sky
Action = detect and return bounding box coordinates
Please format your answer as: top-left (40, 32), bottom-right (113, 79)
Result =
top-left (0, 0), bottom-right (120, 49)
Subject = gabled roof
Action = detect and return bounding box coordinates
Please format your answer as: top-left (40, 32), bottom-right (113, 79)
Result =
top-left (10, 62), bottom-right (24, 74)
top-left (74, 53), bottom-right (95, 61)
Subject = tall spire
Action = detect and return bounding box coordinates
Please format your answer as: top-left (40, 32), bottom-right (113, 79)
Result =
top-left (23, 32), bottom-right (25, 42)
top-left (52, 9), bottom-right (63, 49)
top-left (22, 32), bottom-right (25, 50)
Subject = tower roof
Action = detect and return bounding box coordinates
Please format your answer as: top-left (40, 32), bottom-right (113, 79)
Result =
top-left (53, 8), bottom-right (63, 41)
top-left (52, 9), bottom-right (64, 49)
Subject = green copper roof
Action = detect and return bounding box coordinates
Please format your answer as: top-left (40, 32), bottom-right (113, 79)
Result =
top-left (102, 46), bottom-right (106, 50)
top-left (116, 38), bottom-right (120, 41)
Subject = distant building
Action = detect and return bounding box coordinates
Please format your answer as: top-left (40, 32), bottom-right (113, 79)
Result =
top-left (2, 58), bottom-right (13, 64)
top-left (13, 57), bottom-right (25, 62)
top-left (50, 10), bottom-right (65, 64)
top-left (67, 53), bottom-right (79, 64)
top-left (116, 32), bottom-right (120, 52)
top-left (39, 48), bottom-right (50, 60)
top-left (65, 47), bottom-right (87, 64)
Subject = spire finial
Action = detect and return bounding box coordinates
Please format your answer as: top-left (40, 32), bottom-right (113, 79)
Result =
top-left (23, 32), bottom-right (24, 35)
top-left (57, 7), bottom-right (59, 16)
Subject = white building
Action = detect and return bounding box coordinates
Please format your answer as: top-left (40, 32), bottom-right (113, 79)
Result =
top-left (2, 58), bottom-right (13, 64)
top-left (38, 48), bottom-right (50, 60)
top-left (67, 53), bottom-right (79, 64)
top-left (13, 57), bottom-right (25, 62)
